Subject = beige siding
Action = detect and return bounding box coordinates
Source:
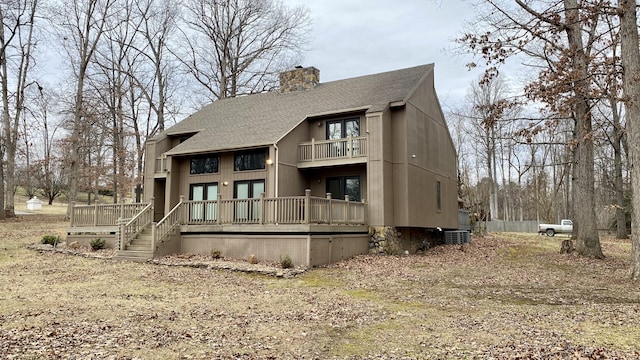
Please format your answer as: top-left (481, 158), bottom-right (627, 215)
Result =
top-left (309, 234), bottom-right (370, 266)
top-left (181, 234), bottom-right (310, 266)
top-left (276, 123), bottom-right (308, 196)
top-left (175, 151), bottom-right (270, 203)
top-left (366, 111), bottom-right (394, 226)
top-left (389, 69), bottom-right (458, 228)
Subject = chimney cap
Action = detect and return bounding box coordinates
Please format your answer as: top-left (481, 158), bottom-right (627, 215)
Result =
top-left (295, 65), bottom-right (303, 69)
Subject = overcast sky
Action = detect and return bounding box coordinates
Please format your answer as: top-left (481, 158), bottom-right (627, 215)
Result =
top-left (282, 0), bottom-right (486, 110)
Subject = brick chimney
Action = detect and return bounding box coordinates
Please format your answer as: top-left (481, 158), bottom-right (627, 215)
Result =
top-left (279, 66), bottom-right (319, 92)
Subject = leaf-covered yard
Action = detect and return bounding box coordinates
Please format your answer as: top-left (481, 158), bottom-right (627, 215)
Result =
top-left (1, 215), bottom-right (639, 359)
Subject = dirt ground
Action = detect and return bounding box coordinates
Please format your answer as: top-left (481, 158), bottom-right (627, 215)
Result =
top-left (1, 215), bottom-right (640, 359)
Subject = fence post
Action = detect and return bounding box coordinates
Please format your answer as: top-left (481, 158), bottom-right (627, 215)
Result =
top-left (304, 189), bottom-right (311, 224)
top-left (344, 195), bottom-right (350, 224)
top-left (326, 193), bottom-right (332, 225)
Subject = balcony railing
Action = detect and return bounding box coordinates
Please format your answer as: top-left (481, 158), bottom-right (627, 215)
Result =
top-left (298, 136), bottom-right (367, 162)
top-left (155, 156), bottom-right (168, 174)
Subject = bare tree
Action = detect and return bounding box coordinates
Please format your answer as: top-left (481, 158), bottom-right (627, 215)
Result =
top-left (52, 0), bottom-right (115, 215)
top-left (459, 0), bottom-right (604, 257)
top-left (618, 0), bottom-right (640, 279)
top-left (0, 0), bottom-right (40, 217)
top-left (179, 0), bottom-right (309, 101)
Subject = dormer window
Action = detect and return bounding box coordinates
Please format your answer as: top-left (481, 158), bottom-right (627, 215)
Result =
top-left (327, 117), bottom-right (360, 140)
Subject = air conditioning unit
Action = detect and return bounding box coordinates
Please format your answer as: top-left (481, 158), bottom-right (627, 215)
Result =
top-left (445, 230), bottom-right (470, 245)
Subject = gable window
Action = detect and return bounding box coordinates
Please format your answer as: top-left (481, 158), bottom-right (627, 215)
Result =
top-left (436, 180), bottom-right (442, 211)
top-left (326, 176), bottom-right (361, 202)
top-left (234, 149), bottom-right (266, 171)
top-left (190, 155), bottom-right (219, 174)
top-left (327, 117), bottom-right (360, 140)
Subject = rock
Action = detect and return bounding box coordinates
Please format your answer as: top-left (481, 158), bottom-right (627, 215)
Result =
top-left (69, 241), bottom-right (81, 249)
top-left (247, 254), bottom-right (258, 264)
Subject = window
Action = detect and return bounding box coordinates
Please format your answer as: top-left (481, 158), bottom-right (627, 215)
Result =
top-left (234, 180), bottom-right (265, 221)
top-left (326, 117), bottom-right (360, 140)
top-left (189, 183), bottom-right (218, 221)
top-left (234, 149), bottom-right (266, 171)
top-left (326, 176), bottom-right (361, 202)
top-left (436, 180), bottom-right (442, 211)
top-left (190, 156), bottom-right (219, 174)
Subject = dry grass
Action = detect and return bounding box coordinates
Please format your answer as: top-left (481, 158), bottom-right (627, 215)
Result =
top-left (1, 219), bottom-right (640, 359)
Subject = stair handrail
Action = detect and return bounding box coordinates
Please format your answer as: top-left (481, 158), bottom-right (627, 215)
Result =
top-left (154, 198), bottom-right (185, 247)
top-left (120, 202), bottom-right (154, 250)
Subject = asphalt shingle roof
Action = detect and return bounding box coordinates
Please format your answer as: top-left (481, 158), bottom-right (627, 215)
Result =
top-left (163, 64), bottom-right (433, 156)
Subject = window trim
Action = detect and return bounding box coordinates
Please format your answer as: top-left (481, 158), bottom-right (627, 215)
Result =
top-left (190, 155), bottom-right (219, 175)
top-left (326, 175), bottom-right (361, 202)
top-left (234, 149), bottom-right (267, 172)
top-left (326, 117), bottom-right (360, 140)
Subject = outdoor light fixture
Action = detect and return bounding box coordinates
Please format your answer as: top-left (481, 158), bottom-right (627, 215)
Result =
top-left (266, 159), bottom-right (273, 165)
top-left (223, 181), bottom-right (229, 186)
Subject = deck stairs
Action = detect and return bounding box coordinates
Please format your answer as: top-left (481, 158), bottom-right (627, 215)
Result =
top-left (114, 226), bottom-right (154, 262)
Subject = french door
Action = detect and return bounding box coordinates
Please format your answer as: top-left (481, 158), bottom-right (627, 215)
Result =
top-left (234, 180), bottom-right (265, 222)
top-left (189, 183), bottom-right (218, 222)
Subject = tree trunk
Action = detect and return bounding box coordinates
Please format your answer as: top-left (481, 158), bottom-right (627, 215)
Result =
top-left (564, 0), bottom-right (603, 258)
top-left (619, 0), bottom-right (640, 279)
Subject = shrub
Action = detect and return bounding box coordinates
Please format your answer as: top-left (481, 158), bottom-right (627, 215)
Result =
top-left (211, 249), bottom-right (222, 259)
top-left (41, 235), bottom-right (61, 246)
top-left (90, 238), bottom-right (106, 251)
top-left (280, 255), bottom-right (293, 269)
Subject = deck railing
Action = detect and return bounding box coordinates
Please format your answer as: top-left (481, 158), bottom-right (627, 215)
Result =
top-left (181, 190), bottom-right (366, 226)
top-left (153, 197), bottom-right (186, 248)
top-left (119, 202), bottom-right (154, 250)
top-left (70, 202), bottom-right (151, 227)
top-left (298, 135), bottom-right (367, 162)
top-left (71, 191), bottom-right (367, 249)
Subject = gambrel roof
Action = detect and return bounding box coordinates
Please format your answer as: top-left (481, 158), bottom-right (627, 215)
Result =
top-left (163, 64), bottom-right (434, 156)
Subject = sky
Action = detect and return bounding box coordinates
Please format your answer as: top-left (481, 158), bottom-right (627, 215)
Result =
top-left (282, 0), bottom-right (486, 111)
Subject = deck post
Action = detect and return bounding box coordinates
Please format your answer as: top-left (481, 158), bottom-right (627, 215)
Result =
top-left (119, 201), bottom-right (124, 221)
top-left (216, 194), bottom-right (222, 225)
top-left (311, 138), bottom-right (315, 161)
top-left (117, 217), bottom-right (124, 250)
top-left (304, 189), bottom-right (311, 224)
top-left (178, 195), bottom-right (184, 223)
top-left (326, 193), bottom-right (332, 224)
top-left (93, 201), bottom-right (98, 226)
top-left (348, 135), bottom-right (353, 158)
top-left (362, 199), bottom-right (367, 225)
top-left (345, 195), bottom-right (350, 224)
top-left (259, 192), bottom-right (265, 225)
top-left (151, 224), bottom-right (156, 253)
top-left (70, 202), bottom-right (75, 226)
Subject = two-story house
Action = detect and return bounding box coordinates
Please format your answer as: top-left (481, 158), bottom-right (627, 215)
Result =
top-left (68, 64), bottom-right (459, 267)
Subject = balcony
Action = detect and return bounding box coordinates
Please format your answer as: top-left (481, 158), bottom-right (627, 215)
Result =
top-left (298, 136), bottom-right (367, 168)
top-left (154, 156), bottom-right (168, 177)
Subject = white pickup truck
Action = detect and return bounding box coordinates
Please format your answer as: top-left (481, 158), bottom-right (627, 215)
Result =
top-left (538, 219), bottom-right (573, 236)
